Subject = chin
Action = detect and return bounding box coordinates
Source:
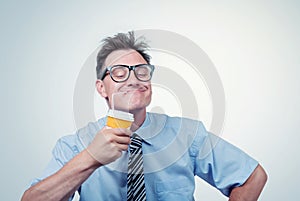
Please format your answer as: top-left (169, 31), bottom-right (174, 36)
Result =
top-left (109, 93), bottom-right (152, 112)
top-left (123, 100), bottom-right (151, 113)
top-left (110, 103), bottom-right (146, 113)
top-left (128, 103), bottom-right (149, 113)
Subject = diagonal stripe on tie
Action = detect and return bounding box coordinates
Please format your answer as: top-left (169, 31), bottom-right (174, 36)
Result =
top-left (127, 134), bottom-right (146, 201)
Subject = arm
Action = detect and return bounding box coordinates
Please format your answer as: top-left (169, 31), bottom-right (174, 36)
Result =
top-left (21, 150), bottom-right (100, 201)
top-left (21, 127), bottom-right (131, 201)
top-left (229, 164), bottom-right (268, 201)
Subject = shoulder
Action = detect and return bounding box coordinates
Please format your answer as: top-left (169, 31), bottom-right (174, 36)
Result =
top-left (148, 112), bottom-right (210, 151)
top-left (147, 112), bottom-right (207, 145)
top-left (148, 112), bottom-right (205, 130)
top-left (52, 118), bottom-right (106, 162)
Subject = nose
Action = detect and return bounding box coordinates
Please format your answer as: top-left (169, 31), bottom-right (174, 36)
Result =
top-left (126, 70), bottom-right (140, 86)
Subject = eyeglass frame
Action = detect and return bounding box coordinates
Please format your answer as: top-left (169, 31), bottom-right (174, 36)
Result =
top-left (100, 64), bottom-right (155, 83)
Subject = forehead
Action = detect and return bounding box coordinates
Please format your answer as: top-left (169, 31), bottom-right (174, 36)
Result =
top-left (104, 49), bottom-right (147, 67)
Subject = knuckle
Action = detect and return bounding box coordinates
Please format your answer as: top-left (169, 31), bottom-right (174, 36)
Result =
top-left (123, 145), bottom-right (129, 151)
top-left (108, 136), bottom-right (115, 143)
top-left (104, 134), bottom-right (115, 143)
top-left (116, 151), bottom-right (122, 158)
top-left (112, 150), bottom-right (122, 159)
top-left (109, 142), bottom-right (117, 149)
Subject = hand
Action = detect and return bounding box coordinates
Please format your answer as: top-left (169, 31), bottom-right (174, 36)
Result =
top-left (86, 127), bottom-right (132, 165)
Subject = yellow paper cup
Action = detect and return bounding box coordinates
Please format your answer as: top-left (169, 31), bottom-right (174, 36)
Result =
top-left (106, 110), bottom-right (134, 128)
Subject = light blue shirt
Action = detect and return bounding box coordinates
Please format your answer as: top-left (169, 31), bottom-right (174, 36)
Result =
top-left (31, 112), bottom-right (258, 201)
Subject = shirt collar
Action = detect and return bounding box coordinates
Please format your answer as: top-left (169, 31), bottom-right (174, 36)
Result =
top-left (134, 112), bottom-right (152, 145)
top-left (134, 112), bottom-right (168, 146)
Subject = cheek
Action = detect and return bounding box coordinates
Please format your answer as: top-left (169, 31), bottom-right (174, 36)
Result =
top-left (133, 88), bottom-right (152, 104)
top-left (106, 85), bottom-right (121, 99)
top-left (146, 85), bottom-right (152, 99)
top-left (143, 92), bottom-right (152, 106)
top-left (145, 87), bottom-right (152, 100)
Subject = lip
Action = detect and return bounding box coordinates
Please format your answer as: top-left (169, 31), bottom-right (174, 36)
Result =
top-left (126, 89), bottom-right (146, 94)
top-left (122, 86), bottom-right (148, 93)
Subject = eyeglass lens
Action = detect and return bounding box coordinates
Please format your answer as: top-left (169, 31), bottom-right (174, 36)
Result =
top-left (110, 65), bottom-right (152, 82)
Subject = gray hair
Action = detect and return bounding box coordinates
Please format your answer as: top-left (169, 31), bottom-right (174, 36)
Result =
top-left (96, 31), bottom-right (151, 79)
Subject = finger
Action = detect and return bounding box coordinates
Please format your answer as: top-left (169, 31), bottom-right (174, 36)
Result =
top-left (102, 131), bottom-right (131, 144)
top-left (110, 128), bottom-right (132, 136)
top-left (114, 135), bottom-right (131, 145)
top-left (115, 143), bottom-right (129, 151)
top-left (101, 126), bottom-right (111, 131)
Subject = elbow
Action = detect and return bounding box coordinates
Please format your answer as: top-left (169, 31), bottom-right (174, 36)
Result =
top-left (258, 164), bottom-right (268, 187)
top-left (21, 189), bottom-right (30, 201)
top-left (21, 187), bottom-right (43, 201)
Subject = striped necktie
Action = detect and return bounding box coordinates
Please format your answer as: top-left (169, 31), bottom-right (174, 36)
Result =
top-left (127, 134), bottom-right (146, 201)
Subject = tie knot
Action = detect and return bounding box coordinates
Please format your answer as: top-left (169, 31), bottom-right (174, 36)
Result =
top-left (130, 134), bottom-right (143, 149)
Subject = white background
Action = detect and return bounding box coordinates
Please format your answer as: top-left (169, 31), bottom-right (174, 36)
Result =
top-left (1, 1), bottom-right (299, 200)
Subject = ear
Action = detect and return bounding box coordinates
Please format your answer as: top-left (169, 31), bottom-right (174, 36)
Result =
top-left (96, 80), bottom-right (108, 98)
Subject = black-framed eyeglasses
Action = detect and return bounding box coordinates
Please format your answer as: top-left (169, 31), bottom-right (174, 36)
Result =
top-left (100, 64), bottom-right (155, 83)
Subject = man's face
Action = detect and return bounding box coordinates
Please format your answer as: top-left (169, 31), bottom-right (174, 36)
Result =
top-left (96, 49), bottom-right (152, 113)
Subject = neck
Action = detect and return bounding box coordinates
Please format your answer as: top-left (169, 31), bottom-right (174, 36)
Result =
top-left (130, 109), bottom-right (146, 132)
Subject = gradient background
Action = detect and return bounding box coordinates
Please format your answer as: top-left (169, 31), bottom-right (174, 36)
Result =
top-left (1, 1), bottom-right (299, 200)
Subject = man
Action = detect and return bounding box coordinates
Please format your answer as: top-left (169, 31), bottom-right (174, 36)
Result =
top-left (21, 31), bottom-right (267, 201)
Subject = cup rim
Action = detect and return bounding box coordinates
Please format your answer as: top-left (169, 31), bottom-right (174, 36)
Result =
top-left (107, 109), bottom-right (134, 122)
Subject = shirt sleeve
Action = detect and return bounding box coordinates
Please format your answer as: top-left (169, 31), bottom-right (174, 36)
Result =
top-left (191, 124), bottom-right (258, 197)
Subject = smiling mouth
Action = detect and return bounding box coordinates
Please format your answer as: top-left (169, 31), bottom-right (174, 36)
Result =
top-left (122, 87), bottom-right (147, 94)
